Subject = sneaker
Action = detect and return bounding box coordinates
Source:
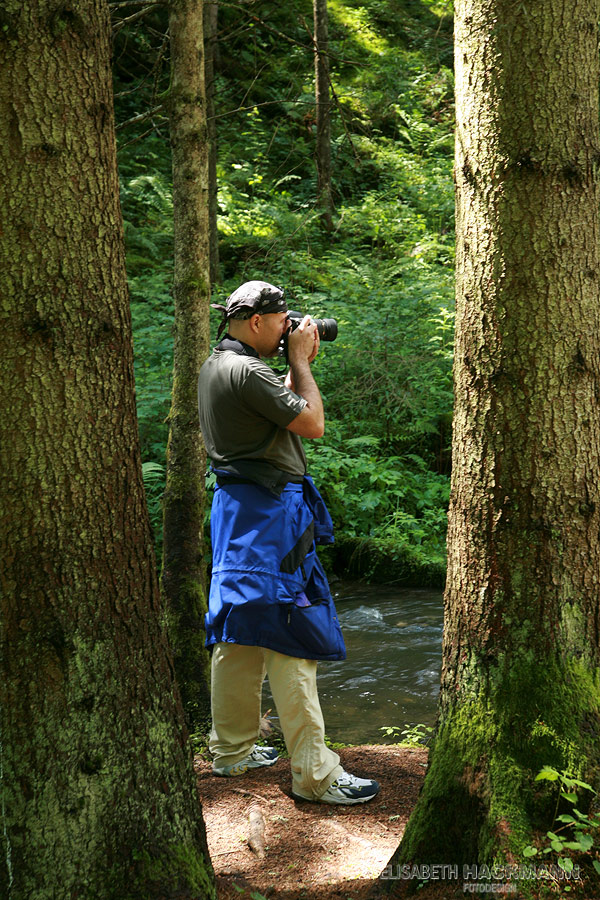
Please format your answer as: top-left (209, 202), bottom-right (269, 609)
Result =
top-left (292, 770), bottom-right (380, 805)
top-left (212, 744), bottom-right (279, 777)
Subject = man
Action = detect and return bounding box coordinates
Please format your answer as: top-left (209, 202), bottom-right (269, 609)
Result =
top-left (198, 280), bottom-right (379, 805)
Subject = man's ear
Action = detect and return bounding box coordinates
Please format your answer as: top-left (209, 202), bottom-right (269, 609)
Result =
top-left (249, 313), bottom-right (261, 333)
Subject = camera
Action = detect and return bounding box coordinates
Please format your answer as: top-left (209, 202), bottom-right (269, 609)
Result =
top-left (287, 310), bottom-right (338, 342)
top-left (279, 310), bottom-right (338, 362)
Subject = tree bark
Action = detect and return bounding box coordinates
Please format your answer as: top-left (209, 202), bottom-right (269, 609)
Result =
top-left (204, 0), bottom-right (220, 284)
top-left (386, 0), bottom-right (600, 874)
top-left (162, 0), bottom-right (212, 730)
top-left (313, 0), bottom-right (333, 231)
top-left (0, 2), bottom-right (215, 897)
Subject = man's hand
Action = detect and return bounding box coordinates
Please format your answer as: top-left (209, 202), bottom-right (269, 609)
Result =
top-left (285, 316), bottom-right (324, 439)
top-left (287, 315), bottom-right (320, 365)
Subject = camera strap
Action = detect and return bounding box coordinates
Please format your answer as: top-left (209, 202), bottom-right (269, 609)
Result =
top-left (215, 335), bottom-right (259, 357)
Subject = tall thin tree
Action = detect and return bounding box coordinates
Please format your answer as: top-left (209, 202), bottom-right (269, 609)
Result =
top-left (314, 0), bottom-right (333, 231)
top-left (0, 0), bottom-right (215, 896)
top-left (386, 0), bottom-right (600, 875)
top-left (205, 0), bottom-right (220, 284)
top-left (162, 0), bottom-right (212, 728)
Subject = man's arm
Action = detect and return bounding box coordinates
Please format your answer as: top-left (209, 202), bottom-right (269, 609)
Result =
top-left (285, 317), bottom-right (324, 439)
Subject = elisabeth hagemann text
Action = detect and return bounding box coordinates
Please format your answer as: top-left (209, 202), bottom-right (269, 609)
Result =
top-left (380, 863), bottom-right (582, 883)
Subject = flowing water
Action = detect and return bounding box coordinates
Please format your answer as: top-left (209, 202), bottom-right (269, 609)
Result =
top-left (264, 581), bottom-right (444, 745)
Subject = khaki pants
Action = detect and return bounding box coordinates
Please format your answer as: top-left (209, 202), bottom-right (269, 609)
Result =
top-left (210, 642), bottom-right (343, 799)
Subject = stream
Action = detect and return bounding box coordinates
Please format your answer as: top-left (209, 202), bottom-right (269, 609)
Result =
top-left (264, 580), bottom-right (444, 745)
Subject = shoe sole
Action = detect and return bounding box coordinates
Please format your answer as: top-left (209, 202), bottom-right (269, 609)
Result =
top-left (212, 757), bottom-right (279, 777)
top-left (291, 787), bottom-right (379, 805)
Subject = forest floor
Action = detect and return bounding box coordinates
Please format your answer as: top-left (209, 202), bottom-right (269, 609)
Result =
top-left (194, 743), bottom-right (428, 900)
top-left (195, 745), bottom-right (598, 900)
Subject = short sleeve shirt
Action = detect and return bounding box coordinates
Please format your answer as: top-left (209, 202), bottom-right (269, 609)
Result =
top-left (198, 347), bottom-right (308, 476)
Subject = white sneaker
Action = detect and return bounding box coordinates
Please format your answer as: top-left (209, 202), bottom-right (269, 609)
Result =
top-left (293, 770), bottom-right (380, 805)
top-left (212, 744), bottom-right (279, 777)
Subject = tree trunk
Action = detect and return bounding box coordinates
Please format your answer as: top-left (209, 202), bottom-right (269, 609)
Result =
top-left (204, 0), bottom-right (220, 284)
top-left (386, 0), bottom-right (600, 875)
top-left (162, 0), bottom-right (212, 730)
top-left (313, 0), bottom-right (333, 231)
top-left (0, 2), bottom-right (215, 897)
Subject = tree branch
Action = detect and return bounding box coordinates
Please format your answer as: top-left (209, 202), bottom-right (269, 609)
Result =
top-left (113, 5), bottom-right (160, 33)
top-left (216, 1), bottom-right (367, 67)
top-left (210, 98), bottom-right (317, 121)
top-left (110, 0), bottom-right (165, 8)
top-left (116, 103), bottom-right (166, 132)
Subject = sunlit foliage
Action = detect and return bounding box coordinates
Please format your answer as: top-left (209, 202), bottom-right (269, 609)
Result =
top-left (113, 0), bottom-right (455, 583)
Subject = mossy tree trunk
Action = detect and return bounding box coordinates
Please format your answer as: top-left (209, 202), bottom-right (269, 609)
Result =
top-left (313, 0), bottom-right (333, 231)
top-left (162, 0), bottom-right (212, 731)
top-left (386, 0), bottom-right (600, 876)
top-left (0, 1), bottom-right (215, 898)
top-left (204, 0), bottom-right (220, 284)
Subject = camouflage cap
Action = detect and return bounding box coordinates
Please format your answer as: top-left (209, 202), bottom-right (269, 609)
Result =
top-left (212, 280), bottom-right (287, 337)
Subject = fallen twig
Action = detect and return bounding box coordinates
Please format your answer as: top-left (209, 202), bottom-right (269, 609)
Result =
top-left (231, 787), bottom-right (270, 803)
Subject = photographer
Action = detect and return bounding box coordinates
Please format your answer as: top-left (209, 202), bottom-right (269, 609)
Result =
top-left (198, 280), bottom-right (379, 805)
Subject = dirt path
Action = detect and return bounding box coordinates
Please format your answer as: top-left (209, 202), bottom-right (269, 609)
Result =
top-left (196, 746), bottom-right (600, 900)
top-left (195, 744), bottom-right (429, 900)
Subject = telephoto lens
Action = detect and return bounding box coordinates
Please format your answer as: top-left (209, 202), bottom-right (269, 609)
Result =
top-left (288, 311), bottom-right (338, 342)
top-left (313, 318), bottom-right (338, 342)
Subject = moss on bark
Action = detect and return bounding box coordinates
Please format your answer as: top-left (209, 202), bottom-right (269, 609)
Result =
top-left (386, 0), bottom-right (600, 878)
top-left (0, 2), bottom-right (216, 896)
top-left (395, 658), bottom-right (600, 868)
top-left (162, 0), bottom-right (212, 729)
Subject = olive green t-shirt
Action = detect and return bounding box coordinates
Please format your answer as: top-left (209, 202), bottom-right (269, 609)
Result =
top-left (198, 347), bottom-right (308, 477)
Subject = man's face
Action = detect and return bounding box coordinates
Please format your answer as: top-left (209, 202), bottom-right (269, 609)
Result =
top-left (257, 311), bottom-right (290, 358)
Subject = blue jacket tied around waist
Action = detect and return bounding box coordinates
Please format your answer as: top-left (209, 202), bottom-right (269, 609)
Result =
top-left (205, 475), bottom-right (346, 661)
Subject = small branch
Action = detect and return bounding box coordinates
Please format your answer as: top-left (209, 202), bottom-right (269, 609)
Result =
top-left (117, 125), bottom-right (159, 152)
top-left (115, 32), bottom-right (167, 99)
top-left (116, 103), bottom-right (165, 132)
top-left (246, 11), bottom-right (312, 54)
top-left (231, 787), bottom-right (270, 803)
top-left (110, 0), bottom-right (165, 7)
top-left (210, 98), bottom-right (316, 121)
top-left (327, 74), bottom-right (361, 165)
top-left (113, 5), bottom-right (159, 33)
top-left (217, 2), bottom-right (367, 67)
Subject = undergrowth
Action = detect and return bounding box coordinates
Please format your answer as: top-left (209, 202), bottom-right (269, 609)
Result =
top-left (114, 0), bottom-right (455, 584)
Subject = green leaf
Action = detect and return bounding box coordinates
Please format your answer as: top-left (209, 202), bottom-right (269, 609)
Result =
top-left (563, 841), bottom-right (586, 851)
top-left (560, 791), bottom-right (578, 804)
top-left (574, 832), bottom-right (594, 852)
top-left (535, 766), bottom-right (559, 782)
top-left (346, 435), bottom-right (380, 448)
top-left (558, 858), bottom-right (574, 873)
top-left (142, 460), bottom-right (165, 479)
top-left (522, 846), bottom-right (538, 858)
top-left (556, 814), bottom-right (577, 824)
top-left (567, 777), bottom-right (594, 792)
top-left (592, 860), bottom-right (600, 875)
